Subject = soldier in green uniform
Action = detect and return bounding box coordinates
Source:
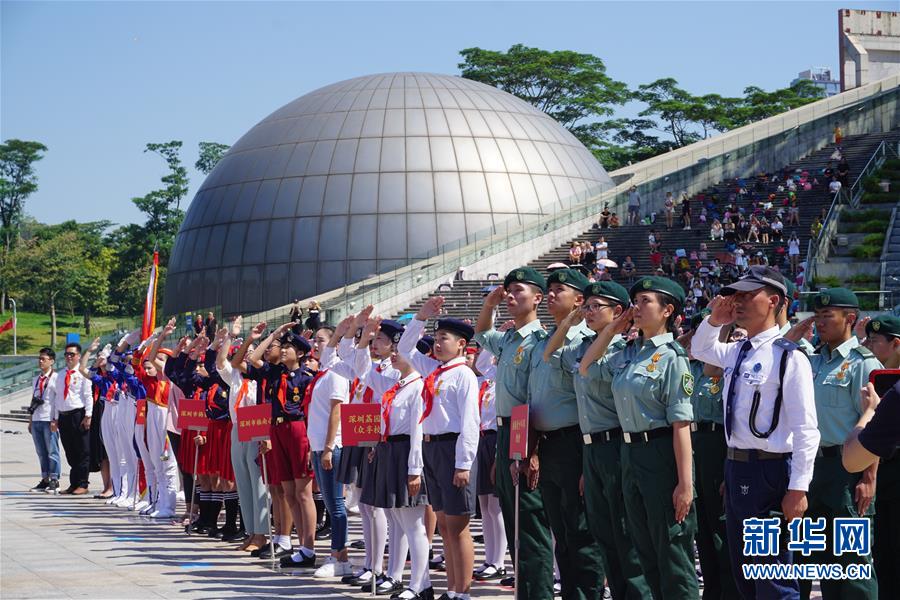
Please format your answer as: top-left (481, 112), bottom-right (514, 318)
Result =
top-left (524, 268), bottom-right (605, 599)
top-left (794, 288), bottom-right (882, 600)
top-left (542, 280), bottom-right (650, 600)
top-left (580, 276), bottom-right (698, 599)
top-left (474, 267), bottom-right (554, 599)
top-left (863, 315), bottom-right (900, 600)
top-left (681, 312), bottom-right (738, 600)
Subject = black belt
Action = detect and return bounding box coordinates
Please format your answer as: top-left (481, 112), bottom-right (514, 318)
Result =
top-left (480, 428), bottom-right (497, 437)
top-left (386, 434), bottom-right (410, 442)
top-left (58, 408), bottom-right (85, 416)
top-left (274, 414), bottom-right (303, 424)
top-left (727, 448), bottom-right (792, 462)
top-left (583, 427), bottom-right (622, 445)
top-left (623, 427), bottom-right (672, 444)
top-left (538, 424), bottom-right (580, 441)
top-left (691, 422), bottom-right (723, 433)
top-left (424, 432), bottom-right (459, 443)
top-left (816, 445), bottom-right (842, 458)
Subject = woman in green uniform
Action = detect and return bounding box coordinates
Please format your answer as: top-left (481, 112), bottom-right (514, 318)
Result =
top-left (580, 276), bottom-right (698, 599)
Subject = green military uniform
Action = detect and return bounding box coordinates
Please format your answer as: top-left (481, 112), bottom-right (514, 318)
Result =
top-left (528, 268), bottom-right (605, 600)
top-left (865, 315), bottom-right (900, 600)
top-left (799, 289), bottom-right (882, 600)
top-left (473, 266), bottom-right (553, 599)
top-left (689, 358), bottom-right (738, 600)
top-left (596, 277), bottom-right (699, 599)
top-left (548, 280), bottom-right (651, 600)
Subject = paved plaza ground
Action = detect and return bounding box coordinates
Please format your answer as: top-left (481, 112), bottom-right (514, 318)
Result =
top-left (0, 417), bottom-right (511, 600)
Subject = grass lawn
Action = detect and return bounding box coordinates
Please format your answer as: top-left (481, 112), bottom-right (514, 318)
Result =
top-left (0, 311), bottom-right (140, 355)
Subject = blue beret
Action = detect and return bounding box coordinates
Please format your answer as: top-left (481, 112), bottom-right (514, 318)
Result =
top-left (435, 318), bottom-right (475, 342)
top-left (378, 319), bottom-right (405, 343)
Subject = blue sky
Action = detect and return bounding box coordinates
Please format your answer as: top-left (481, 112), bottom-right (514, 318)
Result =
top-left (3, 0), bottom-right (896, 227)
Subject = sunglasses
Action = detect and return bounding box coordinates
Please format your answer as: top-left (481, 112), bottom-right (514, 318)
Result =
top-left (64, 352), bottom-right (78, 357)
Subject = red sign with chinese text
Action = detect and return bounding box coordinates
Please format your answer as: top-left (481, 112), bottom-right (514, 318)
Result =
top-left (135, 400), bottom-right (147, 425)
top-left (509, 404), bottom-right (529, 461)
top-left (236, 404), bottom-right (272, 442)
top-left (178, 399), bottom-right (209, 431)
top-left (341, 403), bottom-right (381, 447)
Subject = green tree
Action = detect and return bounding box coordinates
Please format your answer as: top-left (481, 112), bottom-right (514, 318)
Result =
top-left (459, 45), bottom-right (630, 153)
top-left (635, 78), bottom-right (702, 148)
top-left (735, 80), bottom-right (825, 126)
top-left (195, 142), bottom-right (230, 175)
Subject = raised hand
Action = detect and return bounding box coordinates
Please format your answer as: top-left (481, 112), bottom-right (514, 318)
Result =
top-left (561, 305), bottom-right (583, 329)
top-left (212, 327), bottom-right (229, 348)
top-left (334, 314), bottom-right (355, 339)
top-left (606, 306), bottom-right (634, 337)
top-left (353, 305), bottom-right (375, 331)
top-left (249, 322), bottom-right (267, 342)
top-left (163, 317), bottom-right (177, 336)
top-left (784, 316), bottom-right (815, 344)
top-left (498, 319), bottom-right (516, 332)
top-left (484, 285), bottom-right (505, 309)
top-left (854, 315), bottom-right (871, 340)
top-left (88, 337), bottom-right (101, 353)
top-left (360, 315), bottom-right (382, 345)
top-left (707, 295), bottom-right (737, 327)
top-left (231, 315), bottom-right (243, 337)
top-left (416, 296), bottom-right (444, 321)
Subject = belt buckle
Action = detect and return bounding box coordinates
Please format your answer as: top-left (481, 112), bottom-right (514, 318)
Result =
top-left (497, 416), bottom-right (504, 426)
top-left (711, 423), bottom-right (719, 432)
top-left (690, 422), bottom-right (698, 432)
top-left (583, 433), bottom-right (592, 445)
top-left (623, 432), bottom-right (632, 444)
top-left (424, 434), bottom-right (431, 442)
top-left (275, 416), bottom-right (284, 425)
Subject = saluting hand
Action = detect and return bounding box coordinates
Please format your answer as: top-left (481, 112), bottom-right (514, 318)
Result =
top-left (88, 337), bottom-right (101, 354)
top-left (784, 316), bottom-right (815, 344)
top-left (249, 322), bottom-right (267, 342)
top-left (484, 285), bottom-right (505, 309)
top-left (497, 320), bottom-right (516, 333)
top-left (707, 296), bottom-right (737, 327)
top-left (334, 314), bottom-right (355, 339)
top-left (416, 296), bottom-right (444, 321)
top-left (854, 315), bottom-right (871, 341)
top-left (231, 315), bottom-right (243, 337)
top-left (354, 305), bottom-right (375, 331)
top-left (164, 317), bottom-right (177, 336)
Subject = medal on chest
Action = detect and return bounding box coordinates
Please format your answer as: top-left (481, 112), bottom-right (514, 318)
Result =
top-left (513, 346), bottom-right (525, 365)
top-left (709, 376), bottom-right (721, 394)
top-left (646, 352), bottom-right (662, 373)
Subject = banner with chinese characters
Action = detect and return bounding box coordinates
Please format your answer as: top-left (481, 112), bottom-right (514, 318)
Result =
top-left (509, 404), bottom-right (529, 460)
top-left (178, 399), bottom-right (208, 431)
top-left (236, 404), bottom-right (272, 442)
top-left (135, 400), bottom-right (147, 426)
top-left (342, 403), bottom-right (381, 447)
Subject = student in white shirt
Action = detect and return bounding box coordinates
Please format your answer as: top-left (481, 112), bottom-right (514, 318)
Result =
top-left (397, 296), bottom-right (480, 600)
top-left (48, 342), bottom-right (94, 495)
top-left (28, 347), bottom-right (60, 493)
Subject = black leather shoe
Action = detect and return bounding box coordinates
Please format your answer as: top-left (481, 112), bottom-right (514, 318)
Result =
top-left (428, 554), bottom-right (445, 571)
top-left (343, 568), bottom-right (372, 585)
top-left (417, 587), bottom-right (434, 600)
top-left (500, 575), bottom-right (515, 587)
top-left (191, 522), bottom-right (212, 535)
top-left (207, 527), bottom-right (223, 539)
top-left (31, 479), bottom-right (49, 491)
top-left (259, 544), bottom-right (292, 560)
top-left (391, 587), bottom-right (433, 600)
top-left (350, 539), bottom-right (366, 550)
top-left (371, 576), bottom-right (402, 595)
top-left (280, 552), bottom-right (315, 568)
top-left (315, 525), bottom-right (331, 540)
top-left (220, 528), bottom-right (246, 542)
top-left (473, 564), bottom-right (506, 581)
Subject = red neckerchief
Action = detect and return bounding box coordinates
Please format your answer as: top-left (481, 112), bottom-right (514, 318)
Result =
top-left (149, 379), bottom-right (170, 407)
top-left (105, 377), bottom-right (118, 402)
top-left (301, 369), bottom-right (328, 417)
top-left (420, 362), bottom-right (465, 423)
top-left (276, 372), bottom-right (289, 411)
top-left (205, 383), bottom-right (220, 412)
top-left (478, 379), bottom-right (491, 430)
top-left (381, 375), bottom-right (421, 440)
top-left (36, 374), bottom-right (48, 398)
top-left (64, 370), bottom-right (74, 400)
top-left (235, 378), bottom-right (250, 408)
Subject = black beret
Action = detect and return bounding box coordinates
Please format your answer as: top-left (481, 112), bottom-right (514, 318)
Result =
top-left (435, 318), bottom-right (475, 342)
top-left (416, 335), bottom-right (435, 355)
top-left (281, 332), bottom-right (311, 354)
top-left (378, 320), bottom-right (405, 344)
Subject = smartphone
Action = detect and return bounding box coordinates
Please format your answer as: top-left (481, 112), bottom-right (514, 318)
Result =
top-left (869, 369), bottom-right (900, 398)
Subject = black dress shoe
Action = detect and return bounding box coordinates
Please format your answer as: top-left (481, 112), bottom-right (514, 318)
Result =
top-left (350, 539), bottom-right (366, 550)
top-left (367, 576), bottom-right (402, 595)
top-left (31, 479), bottom-right (49, 491)
top-left (259, 544), bottom-right (292, 560)
top-left (315, 525), bottom-right (331, 540)
top-left (500, 575), bottom-right (515, 587)
top-left (220, 528), bottom-right (246, 542)
top-left (191, 522), bottom-right (212, 535)
top-left (207, 527), bottom-right (223, 539)
top-left (417, 587), bottom-right (434, 600)
top-left (342, 568), bottom-right (372, 585)
top-left (391, 587), bottom-right (431, 600)
top-left (280, 551), bottom-right (315, 568)
top-left (59, 485), bottom-right (77, 495)
top-left (428, 554), bottom-right (445, 570)
top-left (473, 564), bottom-right (506, 581)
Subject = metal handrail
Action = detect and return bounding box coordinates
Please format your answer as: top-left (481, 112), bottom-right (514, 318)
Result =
top-left (848, 140), bottom-right (886, 208)
top-left (880, 206), bottom-right (897, 310)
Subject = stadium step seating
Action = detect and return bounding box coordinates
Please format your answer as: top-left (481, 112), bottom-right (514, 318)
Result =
top-left (393, 130), bottom-right (900, 325)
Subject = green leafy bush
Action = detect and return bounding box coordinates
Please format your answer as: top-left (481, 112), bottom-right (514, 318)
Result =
top-left (813, 275), bottom-right (842, 288)
top-left (848, 273), bottom-right (879, 284)
top-left (842, 209), bottom-right (890, 222)
top-left (862, 233), bottom-right (886, 247)
top-left (851, 244), bottom-right (882, 259)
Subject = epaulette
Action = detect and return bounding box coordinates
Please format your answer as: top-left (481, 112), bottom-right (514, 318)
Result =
top-left (670, 341), bottom-right (688, 358)
top-left (853, 345), bottom-right (875, 359)
top-left (774, 338), bottom-right (798, 352)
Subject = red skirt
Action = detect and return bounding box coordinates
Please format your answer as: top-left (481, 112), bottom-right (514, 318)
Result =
top-left (177, 428), bottom-right (209, 475)
top-left (203, 419), bottom-right (235, 482)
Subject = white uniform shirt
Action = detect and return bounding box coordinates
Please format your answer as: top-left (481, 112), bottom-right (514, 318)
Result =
top-left (30, 370), bottom-right (58, 422)
top-left (216, 361), bottom-right (258, 423)
top-left (692, 319), bottom-right (819, 491)
top-left (351, 347), bottom-right (425, 476)
top-left (397, 318), bottom-right (481, 471)
top-left (306, 370), bottom-right (349, 452)
top-left (48, 367), bottom-right (93, 420)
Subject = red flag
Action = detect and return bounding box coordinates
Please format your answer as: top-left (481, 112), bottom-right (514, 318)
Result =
top-left (0, 317), bottom-right (13, 335)
top-left (141, 249), bottom-right (159, 341)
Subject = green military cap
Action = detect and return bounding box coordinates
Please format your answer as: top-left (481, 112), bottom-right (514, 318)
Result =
top-left (630, 276), bottom-right (686, 307)
top-left (866, 315), bottom-right (900, 338)
top-left (690, 309), bottom-right (711, 330)
top-left (504, 266), bottom-right (546, 293)
top-left (813, 287), bottom-right (859, 309)
top-left (547, 268), bottom-right (590, 293)
top-left (583, 281), bottom-right (630, 307)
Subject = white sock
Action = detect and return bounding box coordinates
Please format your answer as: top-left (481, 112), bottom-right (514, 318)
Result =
top-left (480, 493), bottom-right (506, 569)
top-left (299, 545), bottom-right (315, 558)
top-left (360, 502), bottom-right (387, 573)
top-left (276, 535), bottom-right (291, 549)
top-left (359, 494), bottom-right (373, 569)
top-left (386, 508), bottom-right (409, 583)
top-left (395, 505), bottom-right (431, 593)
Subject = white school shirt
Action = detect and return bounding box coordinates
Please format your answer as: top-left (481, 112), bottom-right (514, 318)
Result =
top-left (30, 370), bottom-right (58, 422)
top-left (321, 340), bottom-right (397, 402)
top-left (351, 347), bottom-right (424, 476)
top-left (691, 319), bottom-right (819, 491)
top-left (48, 367), bottom-right (93, 420)
top-left (306, 370), bottom-right (349, 452)
top-left (216, 361), bottom-right (258, 423)
top-left (397, 318), bottom-right (481, 471)
top-left (475, 349), bottom-right (498, 430)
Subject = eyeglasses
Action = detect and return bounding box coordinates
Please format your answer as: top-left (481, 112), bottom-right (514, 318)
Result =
top-left (64, 352), bottom-right (78, 357)
top-left (582, 303), bottom-right (615, 313)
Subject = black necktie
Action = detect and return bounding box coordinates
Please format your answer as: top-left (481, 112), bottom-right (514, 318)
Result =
top-left (725, 340), bottom-right (753, 440)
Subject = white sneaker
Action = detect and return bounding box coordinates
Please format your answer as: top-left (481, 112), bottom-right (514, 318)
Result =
top-left (149, 509), bottom-right (175, 519)
top-left (313, 556), bottom-right (354, 578)
top-left (115, 496), bottom-right (134, 508)
top-left (133, 499), bottom-right (150, 512)
top-left (106, 495), bottom-right (121, 506)
top-left (139, 503), bottom-right (155, 516)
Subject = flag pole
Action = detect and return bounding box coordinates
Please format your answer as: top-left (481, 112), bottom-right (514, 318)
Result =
top-left (10, 298), bottom-right (16, 356)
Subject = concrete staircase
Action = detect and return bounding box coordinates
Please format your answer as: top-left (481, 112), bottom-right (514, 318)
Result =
top-left (883, 208), bottom-right (900, 309)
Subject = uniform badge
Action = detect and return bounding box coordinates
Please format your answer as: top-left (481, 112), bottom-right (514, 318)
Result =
top-left (558, 272), bottom-right (567, 283)
top-left (651, 352), bottom-right (662, 363)
top-left (753, 363), bottom-right (762, 373)
top-left (740, 484), bottom-right (750, 496)
top-left (643, 279), bottom-right (652, 289)
top-left (836, 372), bottom-right (844, 380)
top-left (709, 375), bottom-right (720, 394)
top-left (292, 394), bottom-right (300, 402)
top-left (592, 284), bottom-right (601, 295)
top-left (516, 270), bottom-right (524, 281)
top-left (646, 363), bottom-right (656, 373)
top-left (294, 387), bottom-right (299, 394)
top-left (821, 294), bottom-right (830, 306)
top-left (221, 390), bottom-right (227, 398)
top-left (513, 345), bottom-right (525, 365)
top-left (434, 380), bottom-right (443, 396)
top-left (682, 373), bottom-right (694, 395)
top-left (872, 321), bottom-right (881, 332)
